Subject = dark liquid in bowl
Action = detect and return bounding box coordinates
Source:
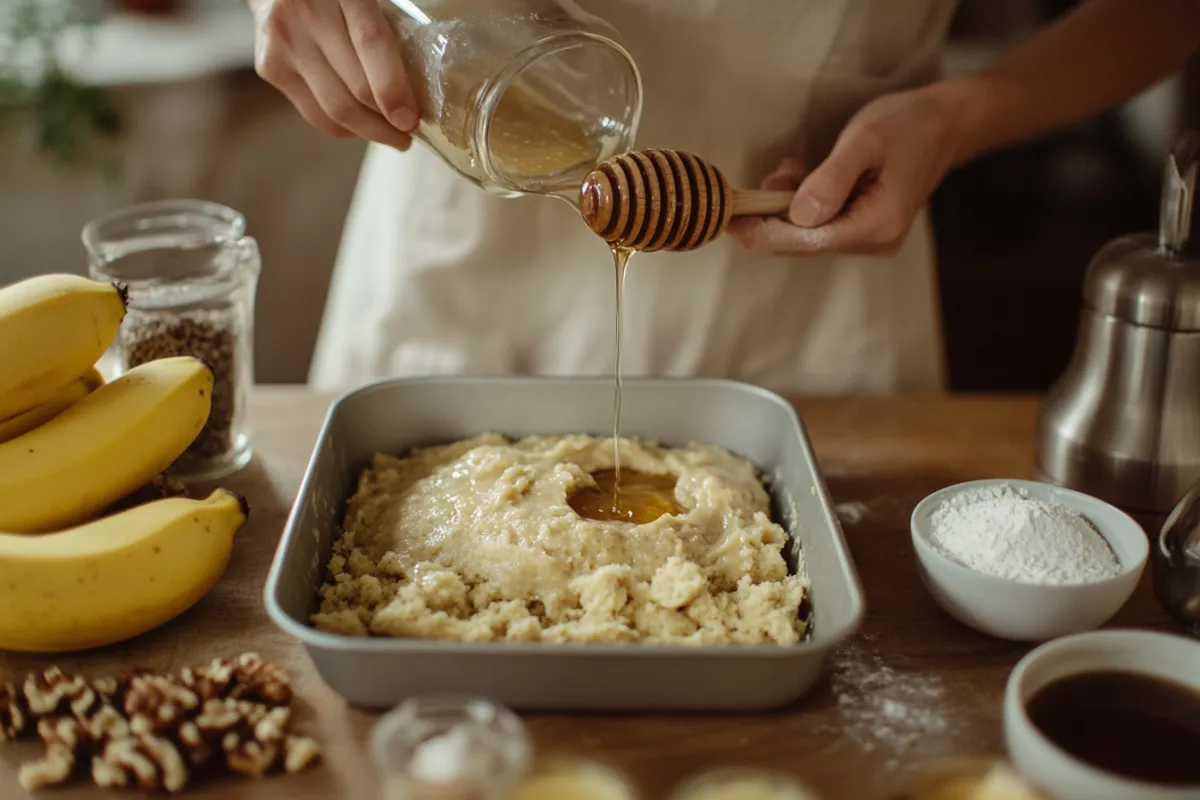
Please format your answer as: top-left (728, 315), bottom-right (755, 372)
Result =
top-left (1026, 669), bottom-right (1200, 785)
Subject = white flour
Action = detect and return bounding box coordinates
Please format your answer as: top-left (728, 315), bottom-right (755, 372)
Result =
top-left (835, 501), bottom-right (869, 525)
top-left (828, 640), bottom-right (950, 770)
top-left (927, 484), bottom-right (1120, 585)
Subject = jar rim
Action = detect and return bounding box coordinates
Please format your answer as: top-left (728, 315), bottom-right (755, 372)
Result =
top-left (82, 199), bottom-right (247, 259)
top-left (82, 200), bottom-right (257, 299)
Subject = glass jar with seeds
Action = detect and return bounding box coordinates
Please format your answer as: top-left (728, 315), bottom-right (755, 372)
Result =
top-left (82, 200), bottom-right (260, 482)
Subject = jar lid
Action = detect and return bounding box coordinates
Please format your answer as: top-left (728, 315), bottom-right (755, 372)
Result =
top-left (1083, 133), bottom-right (1200, 330)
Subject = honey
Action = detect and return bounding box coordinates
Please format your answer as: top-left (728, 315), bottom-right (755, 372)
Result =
top-left (488, 84), bottom-right (601, 186)
top-left (569, 468), bottom-right (680, 524)
top-left (610, 246), bottom-right (632, 487)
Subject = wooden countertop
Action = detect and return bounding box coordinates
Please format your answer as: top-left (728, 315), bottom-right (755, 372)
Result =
top-left (0, 388), bottom-right (1177, 800)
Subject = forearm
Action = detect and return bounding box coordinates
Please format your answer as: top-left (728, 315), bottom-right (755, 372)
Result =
top-left (937, 0), bottom-right (1200, 166)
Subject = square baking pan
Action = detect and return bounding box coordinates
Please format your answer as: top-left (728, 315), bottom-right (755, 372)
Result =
top-left (264, 376), bottom-right (865, 711)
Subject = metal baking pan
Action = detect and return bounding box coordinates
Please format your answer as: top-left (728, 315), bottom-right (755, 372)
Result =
top-left (265, 377), bottom-right (864, 711)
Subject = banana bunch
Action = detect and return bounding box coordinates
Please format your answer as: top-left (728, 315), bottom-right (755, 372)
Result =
top-left (0, 273), bottom-right (250, 653)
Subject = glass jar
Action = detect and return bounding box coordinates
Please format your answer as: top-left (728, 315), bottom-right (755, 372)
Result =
top-left (371, 694), bottom-right (532, 800)
top-left (82, 200), bottom-right (260, 483)
top-left (381, 0), bottom-right (642, 198)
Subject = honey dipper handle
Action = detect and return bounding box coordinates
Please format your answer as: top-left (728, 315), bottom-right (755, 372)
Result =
top-left (730, 190), bottom-right (796, 218)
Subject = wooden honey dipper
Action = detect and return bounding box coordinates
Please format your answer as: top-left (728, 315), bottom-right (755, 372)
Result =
top-left (579, 149), bottom-right (796, 252)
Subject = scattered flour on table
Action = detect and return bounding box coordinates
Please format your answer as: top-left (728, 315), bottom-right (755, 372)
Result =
top-left (835, 501), bottom-right (870, 526)
top-left (828, 640), bottom-right (950, 769)
top-left (834, 495), bottom-right (916, 527)
top-left (927, 484), bottom-right (1120, 585)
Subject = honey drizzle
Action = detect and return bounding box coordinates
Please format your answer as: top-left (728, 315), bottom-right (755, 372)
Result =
top-left (611, 245), bottom-right (632, 510)
top-left (568, 469), bottom-right (680, 524)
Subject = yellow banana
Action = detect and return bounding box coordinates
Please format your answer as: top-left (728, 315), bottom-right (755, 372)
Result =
top-left (0, 274), bottom-right (127, 420)
top-left (0, 489), bottom-right (247, 653)
top-left (0, 356), bottom-right (213, 533)
top-left (0, 367), bottom-right (105, 444)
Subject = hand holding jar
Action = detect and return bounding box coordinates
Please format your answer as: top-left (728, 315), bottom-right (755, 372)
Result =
top-left (247, 0), bottom-right (641, 196)
top-left (246, 0), bottom-right (420, 151)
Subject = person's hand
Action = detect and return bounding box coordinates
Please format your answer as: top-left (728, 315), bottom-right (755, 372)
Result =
top-left (248, 0), bottom-right (419, 151)
top-left (728, 86), bottom-right (962, 257)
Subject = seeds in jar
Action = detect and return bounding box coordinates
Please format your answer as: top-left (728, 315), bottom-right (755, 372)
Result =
top-left (122, 312), bottom-right (237, 468)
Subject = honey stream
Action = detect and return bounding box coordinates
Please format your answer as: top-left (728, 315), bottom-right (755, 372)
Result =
top-left (552, 189), bottom-right (676, 524)
top-left (611, 245), bottom-right (631, 498)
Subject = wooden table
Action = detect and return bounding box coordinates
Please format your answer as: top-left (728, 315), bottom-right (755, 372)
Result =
top-left (0, 389), bottom-right (1178, 800)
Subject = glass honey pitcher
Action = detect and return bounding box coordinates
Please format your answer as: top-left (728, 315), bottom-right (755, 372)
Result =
top-left (380, 0), bottom-right (643, 197)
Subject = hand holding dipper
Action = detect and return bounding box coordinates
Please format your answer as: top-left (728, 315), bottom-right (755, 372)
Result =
top-left (578, 149), bottom-right (796, 252)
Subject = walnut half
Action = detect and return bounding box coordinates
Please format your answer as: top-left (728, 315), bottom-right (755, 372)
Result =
top-left (92, 735), bottom-right (189, 794)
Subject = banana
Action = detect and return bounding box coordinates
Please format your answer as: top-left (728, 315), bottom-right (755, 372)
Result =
top-left (0, 489), bottom-right (247, 653)
top-left (0, 356), bottom-right (213, 533)
top-left (0, 274), bottom-right (127, 421)
top-left (0, 367), bottom-right (105, 444)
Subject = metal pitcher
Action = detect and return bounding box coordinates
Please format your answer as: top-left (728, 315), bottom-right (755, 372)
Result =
top-left (1035, 132), bottom-right (1200, 529)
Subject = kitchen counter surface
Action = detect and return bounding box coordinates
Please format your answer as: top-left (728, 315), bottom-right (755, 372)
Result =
top-left (0, 387), bottom-right (1177, 799)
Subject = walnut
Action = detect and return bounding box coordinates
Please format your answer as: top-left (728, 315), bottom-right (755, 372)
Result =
top-left (232, 653), bottom-right (292, 705)
top-left (283, 736), bottom-right (322, 774)
top-left (223, 734), bottom-right (281, 778)
top-left (17, 705), bottom-right (119, 790)
top-left (194, 697), bottom-right (244, 736)
top-left (176, 720), bottom-right (214, 767)
top-left (254, 706), bottom-right (291, 744)
top-left (84, 706), bottom-right (130, 742)
top-left (15, 717), bottom-right (88, 790)
top-left (22, 666), bottom-right (96, 718)
top-left (3, 653), bottom-right (318, 792)
top-left (92, 735), bottom-right (189, 794)
top-left (123, 673), bottom-right (199, 729)
top-left (194, 698), bottom-right (302, 778)
top-left (180, 652), bottom-right (292, 706)
top-left (92, 676), bottom-right (120, 698)
top-left (0, 680), bottom-right (29, 741)
top-left (178, 660), bottom-right (231, 702)
top-left (37, 716), bottom-right (88, 751)
top-left (17, 743), bottom-right (75, 791)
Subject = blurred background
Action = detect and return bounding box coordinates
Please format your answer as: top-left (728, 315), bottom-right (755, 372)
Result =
top-left (0, 0), bottom-right (1195, 390)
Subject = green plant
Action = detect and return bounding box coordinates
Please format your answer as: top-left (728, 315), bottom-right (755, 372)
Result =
top-left (0, 0), bottom-right (124, 172)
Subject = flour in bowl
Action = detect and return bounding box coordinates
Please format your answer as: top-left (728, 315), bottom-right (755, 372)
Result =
top-left (926, 484), bottom-right (1120, 585)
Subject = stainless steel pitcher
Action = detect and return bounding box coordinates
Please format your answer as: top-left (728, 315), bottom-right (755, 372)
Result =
top-left (1035, 132), bottom-right (1200, 527)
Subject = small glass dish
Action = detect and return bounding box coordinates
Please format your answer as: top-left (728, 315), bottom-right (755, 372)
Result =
top-left (371, 694), bottom-right (532, 800)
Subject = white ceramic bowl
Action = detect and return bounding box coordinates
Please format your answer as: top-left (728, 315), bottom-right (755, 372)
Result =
top-left (1004, 629), bottom-right (1200, 800)
top-left (910, 479), bottom-right (1147, 642)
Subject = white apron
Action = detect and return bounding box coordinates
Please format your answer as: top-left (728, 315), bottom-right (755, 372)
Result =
top-left (309, 0), bottom-right (959, 395)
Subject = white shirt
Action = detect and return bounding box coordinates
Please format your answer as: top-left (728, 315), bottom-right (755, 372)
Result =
top-left (310, 0), bottom-right (959, 395)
